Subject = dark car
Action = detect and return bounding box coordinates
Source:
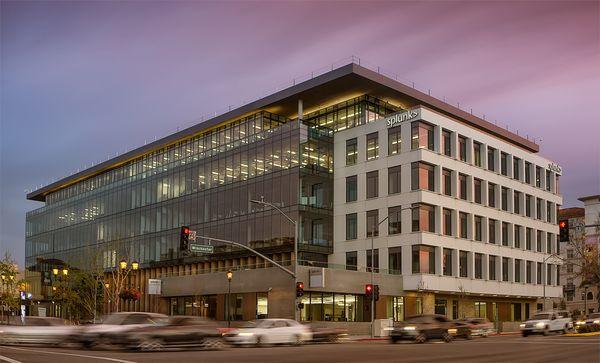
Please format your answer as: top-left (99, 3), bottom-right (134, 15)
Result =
top-left (454, 318), bottom-right (495, 337)
top-left (390, 315), bottom-right (456, 343)
top-left (110, 316), bottom-right (225, 351)
top-left (310, 327), bottom-right (347, 343)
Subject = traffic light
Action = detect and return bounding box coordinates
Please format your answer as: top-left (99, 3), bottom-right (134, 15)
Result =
top-left (559, 220), bottom-right (569, 242)
top-left (180, 226), bottom-right (190, 251)
top-left (365, 284), bottom-right (373, 300)
top-left (296, 282), bottom-right (304, 297)
top-left (374, 284), bottom-right (380, 302)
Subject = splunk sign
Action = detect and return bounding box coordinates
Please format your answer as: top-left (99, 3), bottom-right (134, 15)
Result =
top-left (385, 109), bottom-right (420, 128)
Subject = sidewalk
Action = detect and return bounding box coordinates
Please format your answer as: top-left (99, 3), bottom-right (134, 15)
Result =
top-left (347, 331), bottom-right (520, 342)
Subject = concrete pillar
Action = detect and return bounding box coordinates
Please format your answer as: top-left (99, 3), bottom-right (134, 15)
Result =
top-left (401, 122), bottom-right (412, 153)
top-left (435, 206), bottom-right (443, 235)
top-left (506, 154), bottom-right (514, 179)
top-left (435, 247), bottom-right (443, 277)
top-left (508, 188), bottom-right (514, 213)
top-left (452, 249), bottom-right (460, 277)
top-left (467, 251), bottom-right (475, 279)
top-left (451, 170), bottom-right (458, 198)
top-left (480, 143), bottom-right (488, 170)
top-left (434, 125), bottom-right (442, 153)
top-left (466, 138), bottom-right (474, 164)
top-left (466, 175), bottom-right (473, 202)
top-left (467, 213), bottom-right (475, 240)
top-left (434, 165), bottom-right (442, 194)
top-left (482, 180), bottom-right (489, 206)
top-left (451, 209), bottom-right (459, 237)
top-left (508, 257), bottom-right (514, 282)
top-left (482, 254), bottom-right (489, 280)
top-left (401, 245), bottom-right (412, 276)
top-left (451, 131), bottom-right (459, 159)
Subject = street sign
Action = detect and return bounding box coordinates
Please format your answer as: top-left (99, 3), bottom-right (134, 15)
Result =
top-left (190, 244), bottom-right (214, 254)
top-left (189, 230), bottom-right (197, 241)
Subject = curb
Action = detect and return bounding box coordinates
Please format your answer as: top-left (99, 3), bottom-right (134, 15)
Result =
top-left (564, 332), bottom-right (600, 337)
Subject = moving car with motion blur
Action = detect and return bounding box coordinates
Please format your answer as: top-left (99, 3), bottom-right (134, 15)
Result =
top-left (309, 327), bottom-right (347, 343)
top-left (224, 319), bottom-right (312, 346)
top-left (78, 312), bottom-right (167, 349)
top-left (390, 315), bottom-right (456, 343)
top-left (453, 317), bottom-right (495, 338)
top-left (0, 317), bottom-right (78, 346)
top-left (110, 316), bottom-right (226, 351)
top-left (575, 312), bottom-right (600, 333)
top-left (520, 311), bottom-right (572, 336)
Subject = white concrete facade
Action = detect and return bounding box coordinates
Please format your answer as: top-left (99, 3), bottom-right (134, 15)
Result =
top-left (331, 106), bottom-right (563, 299)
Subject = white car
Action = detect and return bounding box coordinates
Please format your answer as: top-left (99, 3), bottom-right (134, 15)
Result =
top-left (225, 319), bottom-right (312, 346)
top-left (0, 317), bottom-right (79, 346)
top-left (520, 311), bottom-right (572, 336)
top-left (79, 312), bottom-right (168, 348)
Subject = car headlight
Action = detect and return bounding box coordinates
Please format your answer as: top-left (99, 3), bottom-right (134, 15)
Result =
top-left (576, 321), bottom-right (586, 325)
top-left (403, 326), bottom-right (416, 331)
top-left (448, 328), bottom-right (457, 334)
top-left (535, 322), bottom-right (545, 328)
top-left (519, 324), bottom-right (525, 328)
top-left (594, 320), bottom-right (600, 324)
top-left (238, 332), bottom-right (254, 336)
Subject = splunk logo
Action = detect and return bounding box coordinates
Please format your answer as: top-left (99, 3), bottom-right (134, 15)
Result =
top-left (386, 109), bottom-right (420, 128)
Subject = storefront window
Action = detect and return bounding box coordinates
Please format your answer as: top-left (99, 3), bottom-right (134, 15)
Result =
top-left (300, 292), bottom-right (360, 322)
top-left (474, 301), bottom-right (486, 318)
top-left (257, 292), bottom-right (268, 319)
top-left (392, 297), bottom-right (404, 321)
top-left (435, 299), bottom-right (447, 316)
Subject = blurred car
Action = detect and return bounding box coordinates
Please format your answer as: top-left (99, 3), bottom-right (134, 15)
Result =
top-left (575, 312), bottom-right (600, 333)
top-left (224, 319), bottom-right (312, 346)
top-left (78, 312), bottom-right (167, 348)
top-left (0, 317), bottom-right (78, 346)
top-left (110, 316), bottom-right (226, 351)
top-left (520, 311), bottom-right (571, 336)
top-left (454, 317), bottom-right (495, 337)
top-left (309, 327), bottom-right (347, 343)
top-left (390, 315), bottom-right (456, 343)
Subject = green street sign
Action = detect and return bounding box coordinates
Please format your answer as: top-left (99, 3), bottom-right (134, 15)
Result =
top-left (190, 244), bottom-right (214, 254)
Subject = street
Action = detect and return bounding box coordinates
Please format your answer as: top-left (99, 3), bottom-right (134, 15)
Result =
top-left (1, 335), bottom-right (598, 363)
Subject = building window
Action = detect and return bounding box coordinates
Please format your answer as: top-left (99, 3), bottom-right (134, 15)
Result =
top-left (388, 206), bottom-right (402, 235)
top-left (514, 225), bottom-right (522, 249)
top-left (388, 127), bottom-right (401, 156)
top-left (346, 138), bottom-right (357, 165)
top-left (513, 191), bottom-right (521, 214)
top-left (501, 187), bottom-right (509, 211)
top-left (502, 257), bottom-right (509, 282)
top-left (567, 249), bottom-right (573, 258)
top-left (511, 303), bottom-right (522, 322)
top-left (515, 259), bottom-right (522, 283)
top-left (546, 201), bottom-right (552, 222)
top-left (488, 219), bottom-right (497, 244)
top-left (501, 152), bottom-right (508, 176)
top-left (364, 132), bottom-right (379, 162)
top-left (389, 247), bottom-right (402, 275)
top-left (555, 175), bottom-right (560, 194)
top-left (443, 248), bottom-right (453, 276)
top-left (536, 262), bottom-right (542, 284)
top-left (388, 166), bottom-right (401, 195)
top-left (392, 297), bottom-right (405, 321)
top-left (366, 171), bottom-right (379, 199)
top-left (525, 195), bottom-right (532, 217)
top-left (475, 253), bottom-right (483, 279)
top-left (526, 228), bottom-right (533, 250)
top-left (535, 166), bottom-right (542, 187)
top-left (435, 299), bottom-right (447, 316)
top-left (346, 176), bottom-right (357, 202)
top-left (513, 157), bottom-right (521, 180)
top-left (474, 178), bottom-right (482, 204)
top-left (443, 169), bottom-right (452, 196)
top-left (459, 251), bottom-right (468, 277)
top-left (474, 302), bottom-right (487, 318)
top-left (458, 135), bottom-right (467, 162)
top-left (411, 121), bottom-right (434, 150)
top-left (366, 209), bottom-right (379, 237)
top-left (526, 261), bottom-right (532, 283)
top-left (473, 142), bottom-right (482, 167)
top-left (474, 216), bottom-right (483, 241)
top-left (443, 208), bottom-right (453, 236)
top-left (367, 248), bottom-right (379, 273)
top-left (412, 245), bottom-right (436, 274)
top-left (411, 162), bottom-right (435, 191)
top-left (502, 222), bottom-right (509, 246)
top-left (487, 147), bottom-right (496, 172)
top-left (459, 174), bottom-right (467, 200)
top-left (257, 293), bottom-right (268, 319)
top-left (442, 129), bottom-right (452, 156)
top-left (412, 203), bottom-right (435, 232)
top-left (536, 230), bottom-right (543, 252)
top-left (547, 264), bottom-right (552, 285)
top-left (346, 251), bottom-right (357, 271)
top-left (346, 213), bottom-right (357, 240)
top-left (524, 162), bottom-right (531, 184)
top-left (545, 170), bottom-right (551, 191)
top-left (488, 183), bottom-right (496, 208)
top-left (547, 233), bottom-right (553, 254)
top-left (536, 198), bottom-right (542, 220)
top-left (489, 255), bottom-right (497, 280)
top-left (459, 212), bottom-right (468, 239)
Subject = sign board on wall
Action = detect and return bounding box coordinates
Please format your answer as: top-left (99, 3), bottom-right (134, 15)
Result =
top-left (547, 163), bottom-right (562, 175)
top-left (385, 109), bottom-right (420, 128)
top-left (38, 307), bottom-right (46, 317)
top-left (148, 279), bottom-right (162, 295)
top-left (309, 268), bottom-right (325, 288)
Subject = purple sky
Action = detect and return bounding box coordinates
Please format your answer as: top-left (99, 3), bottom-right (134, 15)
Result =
top-left (1, 1), bottom-right (599, 265)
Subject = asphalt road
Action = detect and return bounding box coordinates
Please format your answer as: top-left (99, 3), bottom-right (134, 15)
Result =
top-left (1, 335), bottom-right (598, 363)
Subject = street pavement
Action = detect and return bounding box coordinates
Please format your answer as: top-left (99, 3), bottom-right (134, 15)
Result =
top-left (1, 334), bottom-right (598, 363)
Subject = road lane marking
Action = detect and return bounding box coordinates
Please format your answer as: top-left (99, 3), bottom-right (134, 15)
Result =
top-left (0, 354), bottom-right (22, 363)
top-left (0, 347), bottom-right (137, 363)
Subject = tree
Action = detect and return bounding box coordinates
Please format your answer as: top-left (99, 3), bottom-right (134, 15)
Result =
top-left (53, 269), bottom-right (103, 323)
top-left (0, 252), bottom-right (23, 324)
top-left (568, 212), bottom-right (600, 309)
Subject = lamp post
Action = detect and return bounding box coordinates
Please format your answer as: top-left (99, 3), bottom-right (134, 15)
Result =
top-left (115, 259), bottom-right (139, 313)
top-left (250, 197), bottom-right (299, 321)
top-left (370, 216), bottom-right (389, 338)
top-left (226, 270), bottom-right (233, 328)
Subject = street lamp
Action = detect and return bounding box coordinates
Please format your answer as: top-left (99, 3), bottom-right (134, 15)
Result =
top-left (131, 261), bottom-right (139, 270)
top-left (119, 259), bottom-right (128, 270)
top-left (226, 270), bottom-right (233, 328)
top-left (250, 197), bottom-right (299, 321)
top-left (62, 268), bottom-right (68, 276)
top-left (52, 268), bottom-right (59, 276)
top-left (370, 215), bottom-right (389, 338)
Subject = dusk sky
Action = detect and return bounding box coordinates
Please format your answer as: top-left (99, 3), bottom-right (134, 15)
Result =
top-left (1, 1), bottom-right (599, 265)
